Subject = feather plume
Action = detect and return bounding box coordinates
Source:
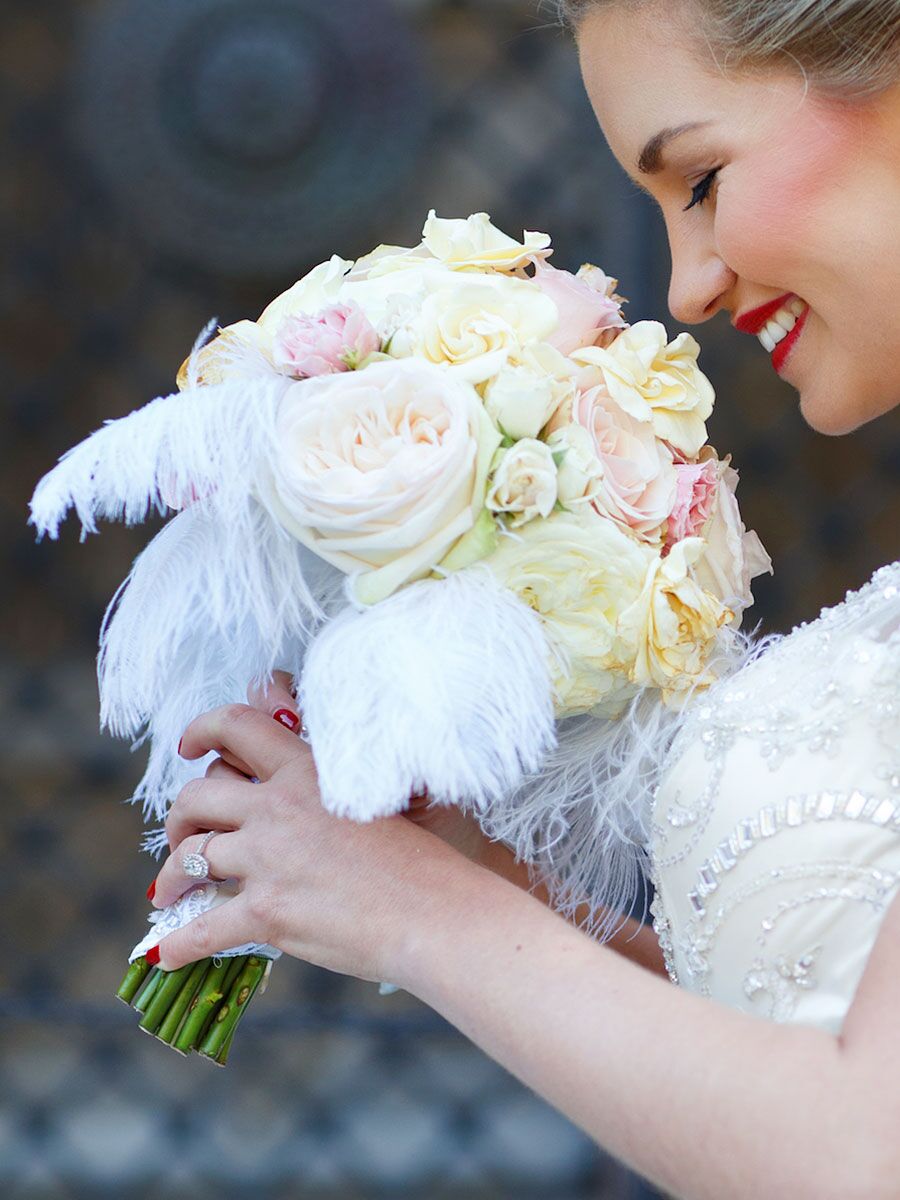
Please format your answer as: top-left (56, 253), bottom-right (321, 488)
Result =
top-left (300, 566), bottom-right (557, 820)
top-left (95, 502), bottom-right (347, 822)
top-left (479, 622), bottom-right (771, 941)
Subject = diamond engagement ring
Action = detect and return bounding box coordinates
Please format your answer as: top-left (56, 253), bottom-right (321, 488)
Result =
top-left (182, 830), bottom-right (223, 881)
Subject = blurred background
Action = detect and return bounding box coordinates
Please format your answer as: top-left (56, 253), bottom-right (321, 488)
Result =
top-left (3, 0), bottom-right (898, 1197)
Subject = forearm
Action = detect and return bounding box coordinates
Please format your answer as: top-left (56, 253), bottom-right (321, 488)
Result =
top-left (395, 853), bottom-right (865, 1200)
top-left (479, 837), bottom-right (668, 977)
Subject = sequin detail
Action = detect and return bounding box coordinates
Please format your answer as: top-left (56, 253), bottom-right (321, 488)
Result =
top-left (648, 562), bottom-right (900, 1022)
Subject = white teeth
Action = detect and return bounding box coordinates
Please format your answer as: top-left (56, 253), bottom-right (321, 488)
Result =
top-left (756, 299), bottom-right (806, 354)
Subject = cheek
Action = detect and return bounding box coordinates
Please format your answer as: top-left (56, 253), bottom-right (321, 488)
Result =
top-left (714, 115), bottom-right (859, 287)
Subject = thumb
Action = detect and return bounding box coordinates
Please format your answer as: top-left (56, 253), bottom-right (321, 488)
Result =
top-left (247, 669), bottom-right (301, 734)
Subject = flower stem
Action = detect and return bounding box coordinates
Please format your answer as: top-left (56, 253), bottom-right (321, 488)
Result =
top-left (117, 956), bottom-right (151, 1004)
top-left (157, 959), bottom-right (210, 1046)
top-left (132, 966), bottom-right (162, 1014)
top-left (172, 957), bottom-right (233, 1054)
top-left (199, 955), bottom-right (266, 1061)
top-left (139, 963), bottom-right (195, 1035)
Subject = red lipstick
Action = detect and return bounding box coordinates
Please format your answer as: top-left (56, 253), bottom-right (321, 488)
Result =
top-left (770, 305), bottom-right (809, 376)
top-left (733, 294), bottom-right (795, 336)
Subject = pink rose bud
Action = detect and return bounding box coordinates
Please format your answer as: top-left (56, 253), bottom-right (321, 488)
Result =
top-left (273, 301), bottom-right (381, 378)
top-left (664, 459), bottom-right (719, 549)
top-left (533, 260), bottom-right (626, 357)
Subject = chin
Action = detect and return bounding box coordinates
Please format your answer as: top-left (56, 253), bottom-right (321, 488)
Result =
top-left (798, 395), bottom-right (862, 436)
top-left (797, 365), bottom-right (898, 436)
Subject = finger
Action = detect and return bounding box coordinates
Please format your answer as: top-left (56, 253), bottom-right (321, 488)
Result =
top-left (205, 756), bottom-right (251, 781)
top-left (179, 704), bottom-right (309, 782)
top-left (247, 670), bottom-right (302, 733)
top-left (152, 829), bottom-right (245, 909)
top-left (155, 893), bottom-right (258, 972)
top-left (165, 775), bottom-right (255, 850)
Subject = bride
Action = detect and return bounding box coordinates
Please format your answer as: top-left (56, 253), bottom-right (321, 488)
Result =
top-left (148, 2), bottom-right (900, 1196)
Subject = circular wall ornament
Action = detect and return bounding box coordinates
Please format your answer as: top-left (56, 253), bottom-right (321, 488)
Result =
top-left (74, 0), bottom-right (431, 276)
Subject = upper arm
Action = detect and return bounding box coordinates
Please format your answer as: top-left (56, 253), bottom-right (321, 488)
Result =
top-left (835, 887), bottom-right (900, 1188)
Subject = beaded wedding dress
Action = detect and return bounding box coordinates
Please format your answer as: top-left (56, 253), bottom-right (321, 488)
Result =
top-left (648, 561), bottom-right (900, 1033)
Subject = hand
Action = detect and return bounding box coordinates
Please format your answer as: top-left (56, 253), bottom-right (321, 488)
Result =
top-left (246, 671), bottom-right (515, 872)
top-left (150, 703), bottom-right (460, 983)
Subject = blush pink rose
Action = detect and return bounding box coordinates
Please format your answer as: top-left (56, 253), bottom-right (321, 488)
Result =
top-left (533, 260), bottom-right (626, 356)
top-left (273, 301), bottom-right (381, 378)
top-left (573, 384), bottom-right (677, 541)
top-left (664, 459), bottom-right (719, 550)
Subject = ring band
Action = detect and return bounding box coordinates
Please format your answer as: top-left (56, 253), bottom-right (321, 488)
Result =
top-left (182, 830), bottom-right (223, 882)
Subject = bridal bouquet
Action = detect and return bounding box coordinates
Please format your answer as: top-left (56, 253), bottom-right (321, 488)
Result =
top-left (30, 211), bottom-right (770, 1062)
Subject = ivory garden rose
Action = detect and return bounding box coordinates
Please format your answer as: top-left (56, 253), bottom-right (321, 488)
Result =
top-left (485, 506), bottom-right (654, 716)
top-left (573, 321), bottom-right (715, 457)
top-left (396, 277), bottom-right (559, 384)
top-left (618, 538), bottom-right (731, 694)
top-left (260, 359), bottom-right (502, 605)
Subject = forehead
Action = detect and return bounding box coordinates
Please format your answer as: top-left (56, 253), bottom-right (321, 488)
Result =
top-left (575, 6), bottom-right (789, 168)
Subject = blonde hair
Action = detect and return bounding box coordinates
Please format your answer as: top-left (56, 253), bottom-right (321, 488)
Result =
top-left (556, 0), bottom-right (900, 97)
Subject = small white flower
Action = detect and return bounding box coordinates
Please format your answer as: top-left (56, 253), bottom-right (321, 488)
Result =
top-left (486, 439), bottom-right (558, 528)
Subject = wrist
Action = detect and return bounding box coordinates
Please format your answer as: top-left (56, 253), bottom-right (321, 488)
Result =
top-left (386, 841), bottom-right (516, 993)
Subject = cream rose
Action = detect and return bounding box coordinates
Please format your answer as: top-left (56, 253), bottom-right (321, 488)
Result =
top-left (692, 460), bottom-right (773, 625)
top-left (547, 384), bottom-right (677, 541)
top-left (420, 210), bottom-right (552, 272)
top-left (482, 342), bottom-right (576, 439)
top-left (618, 539), bottom-right (730, 694)
top-left (544, 422), bottom-right (604, 506)
top-left (486, 439), bottom-right (558, 527)
top-left (573, 321), bottom-right (715, 457)
top-left (259, 359), bottom-right (502, 605)
top-left (403, 278), bottom-right (559, 384)
top-left (485, 507), bottom-right (654, 716)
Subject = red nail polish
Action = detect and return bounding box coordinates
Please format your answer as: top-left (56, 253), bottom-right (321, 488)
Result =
top-left (146, 880), bottom-right (156, 901)
top-left (273, 708), bottom-right (300, 732)
top-left (146, 945), bottom-right (161, 967)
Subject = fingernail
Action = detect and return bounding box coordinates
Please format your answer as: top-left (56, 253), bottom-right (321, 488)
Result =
top-left (273, 708), bottom-right (300, 732)
top-left (146, 880), bottom-right (156, 901)
top-left (146, 945), bottom-right (161, 967)
top-left (177, 737), bottom-right (184, 756)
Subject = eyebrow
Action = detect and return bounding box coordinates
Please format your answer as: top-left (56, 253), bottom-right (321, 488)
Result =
top-left (637, 122), bottom-right (711, 174)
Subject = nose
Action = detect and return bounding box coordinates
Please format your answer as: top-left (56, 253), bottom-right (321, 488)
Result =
top-left (666, 224), bottom-right (736, 325)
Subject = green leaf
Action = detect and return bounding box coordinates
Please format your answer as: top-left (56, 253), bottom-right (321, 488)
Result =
top-left (434, 507), bottom-right (500, 574)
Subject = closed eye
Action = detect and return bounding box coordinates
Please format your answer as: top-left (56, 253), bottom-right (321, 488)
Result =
top-left (683, 168), bottom-right (720, 211)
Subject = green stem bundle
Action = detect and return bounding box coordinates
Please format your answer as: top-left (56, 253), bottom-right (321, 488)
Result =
top-left (117, 953), bottom-right (271, 1065)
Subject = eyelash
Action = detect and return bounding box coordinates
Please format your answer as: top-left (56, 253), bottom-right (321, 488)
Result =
top-left (683, 168), bottom-right (721, 211)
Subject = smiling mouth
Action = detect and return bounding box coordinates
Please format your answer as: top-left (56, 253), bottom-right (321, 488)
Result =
top-left (734, 294), bottom-right (810, 376)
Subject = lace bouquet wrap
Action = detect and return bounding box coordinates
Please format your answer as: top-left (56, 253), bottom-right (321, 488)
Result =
top-left (30, 211), bottom-right (771, 1063)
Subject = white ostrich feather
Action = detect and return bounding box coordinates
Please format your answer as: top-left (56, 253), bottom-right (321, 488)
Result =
top-left (300, 566), bottom-right (557, 820)
top-left (27, 356), bottom-right (349, 824)
top-left (480, 622), bottom-right (773, 941)
top-left (96, 502), bottom-right (348, 824)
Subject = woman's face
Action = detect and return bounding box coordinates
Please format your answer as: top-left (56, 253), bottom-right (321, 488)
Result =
top-left (577, 4), bottom-right (900, 435)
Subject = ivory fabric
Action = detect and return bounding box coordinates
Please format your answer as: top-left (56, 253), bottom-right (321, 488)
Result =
top-left (648, 562), bottom-right (900, 1033)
